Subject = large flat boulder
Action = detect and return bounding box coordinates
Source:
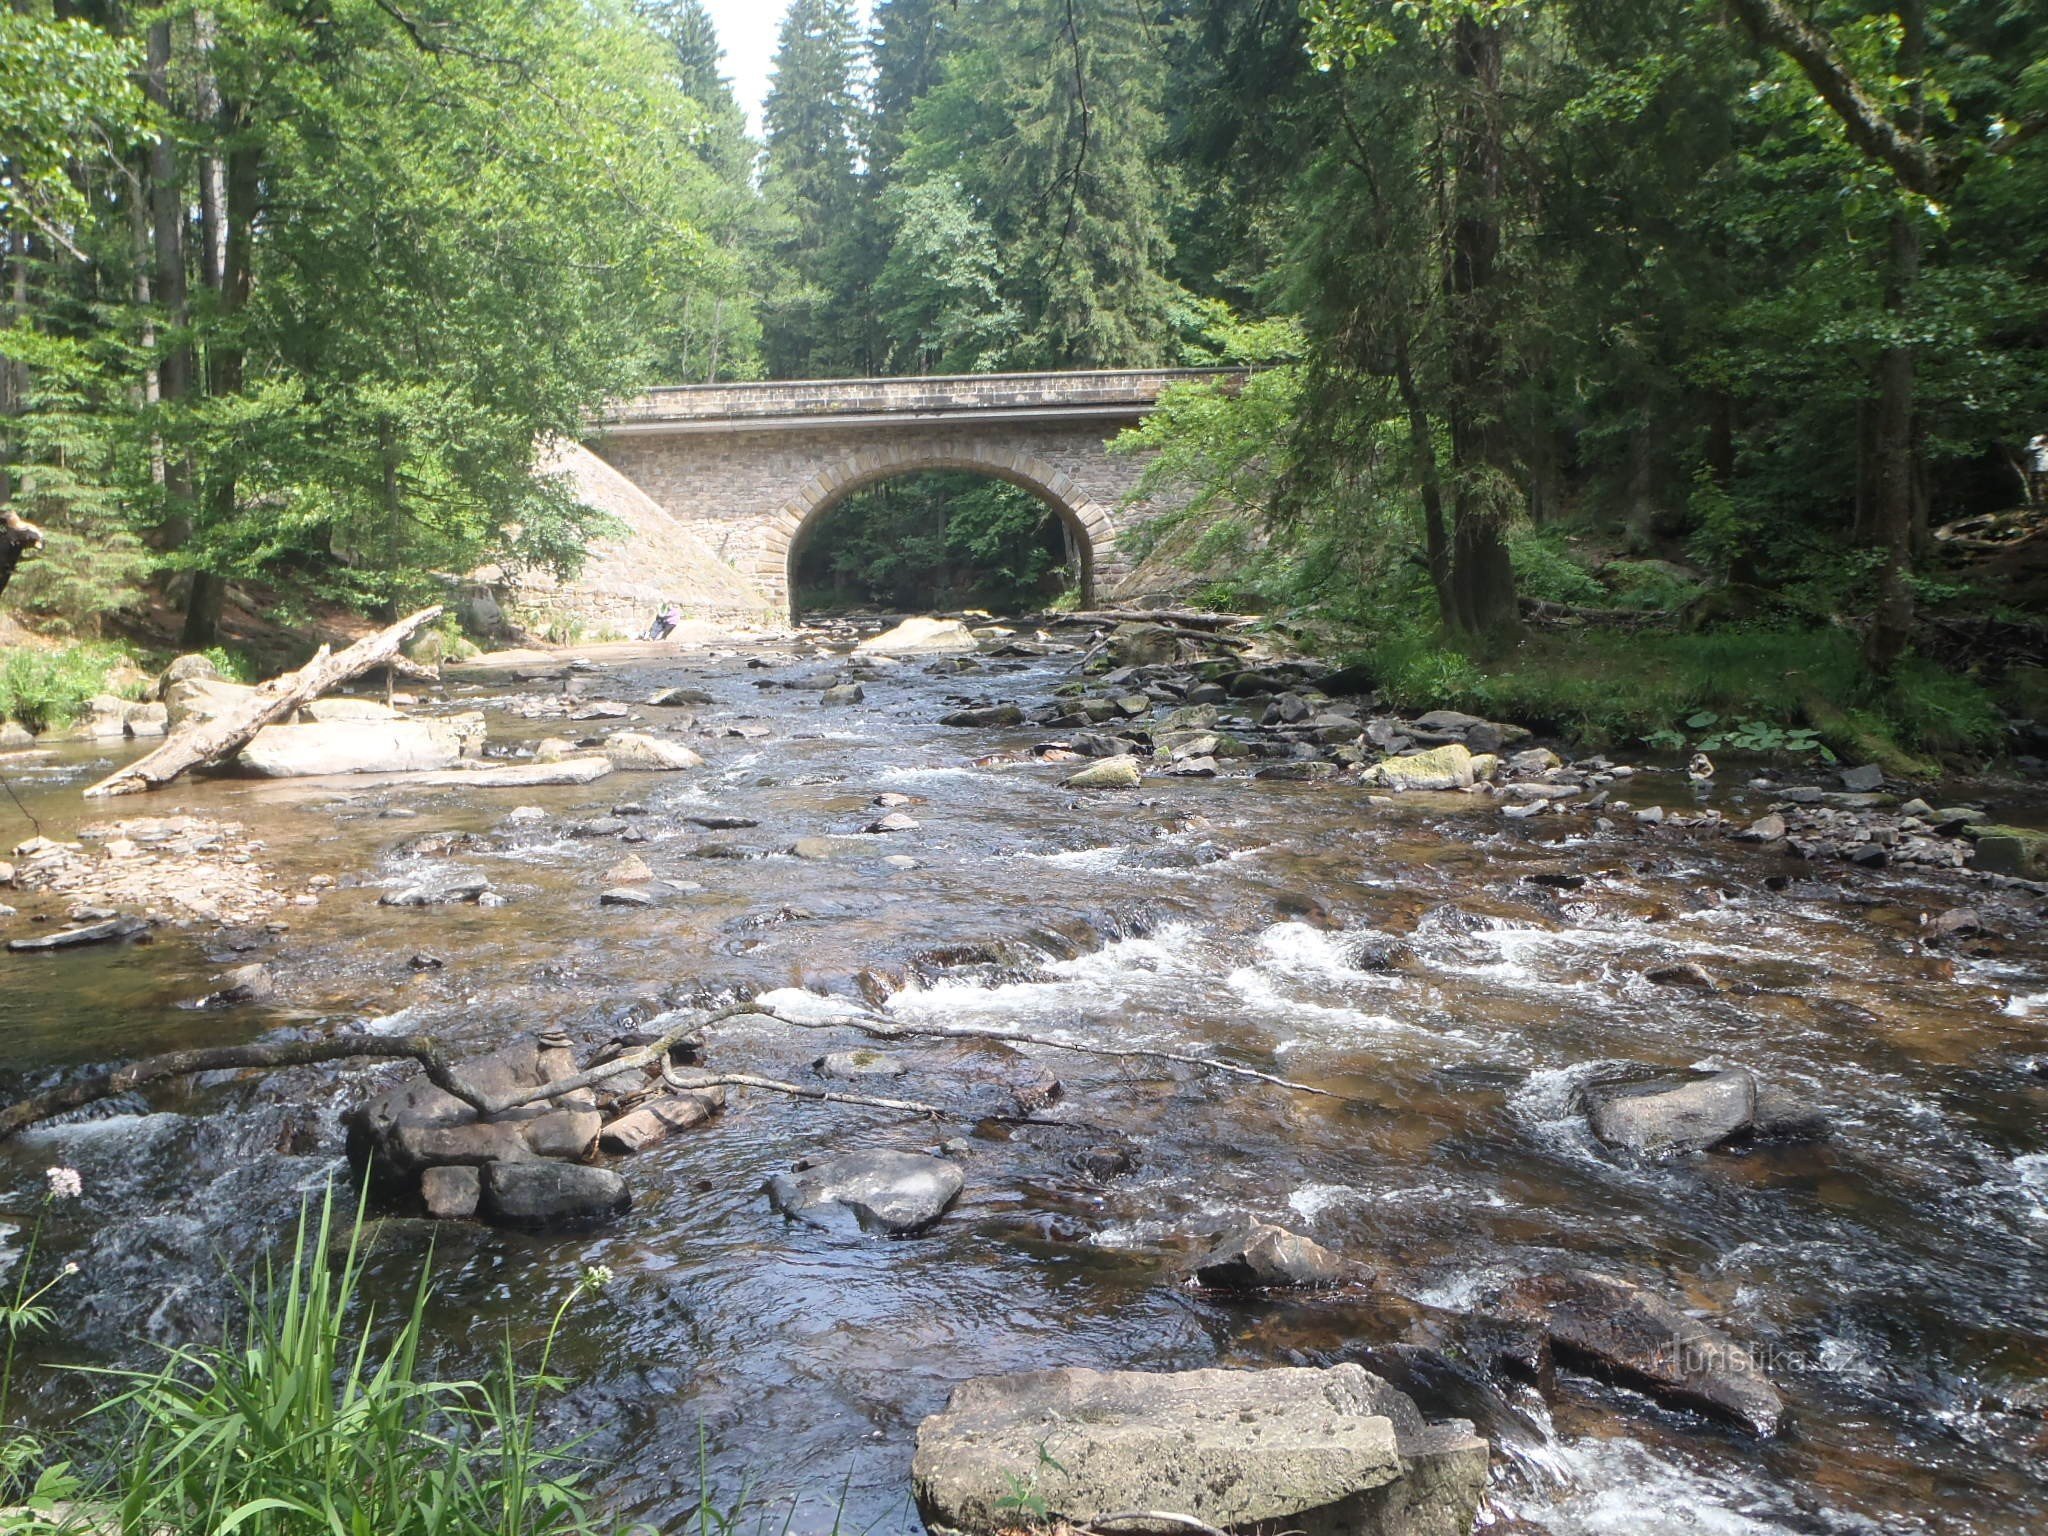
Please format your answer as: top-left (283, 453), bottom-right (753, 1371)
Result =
top-left (767, 1149), bottom-right (962, 1234)
top-left (912, 1364), bottom-right (1489, 1536)
top-left (603, 731), bottom-right (704, 770)
top-left (1487, 1271), bottom-right (1784, 1436)
top-left (241, 717), bottom-right (478, 777)
top-left (856, 616), bottom-right (979, 655)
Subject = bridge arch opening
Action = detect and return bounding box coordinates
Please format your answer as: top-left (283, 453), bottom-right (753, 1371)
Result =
top-left (766, 443), bottom-right (1120, 621)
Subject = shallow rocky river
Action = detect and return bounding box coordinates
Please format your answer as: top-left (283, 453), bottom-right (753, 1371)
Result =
top-left (1, 625), bottom-right (2045, 1535)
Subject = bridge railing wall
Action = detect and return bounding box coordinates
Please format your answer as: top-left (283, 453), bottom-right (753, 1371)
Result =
top-left (599, 368), bottom-right (1242, 425)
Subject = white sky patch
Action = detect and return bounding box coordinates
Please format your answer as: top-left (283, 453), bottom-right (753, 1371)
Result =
top-left (699, 0), bottom-right (877, 140)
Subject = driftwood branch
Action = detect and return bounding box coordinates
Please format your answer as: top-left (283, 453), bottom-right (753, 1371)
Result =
top-left (0, 1034), bottom-right (476, 1140)
top-left (1056, 609), bottom-right (1257, 631)
top-left (733, 1000), bottom-right (1356, 1102)
top-left (84, 606), bottom-right (445, 798)
top-left (663, 1065), bottom-right (946, 1117)
top-left (0, 996), bottom-right (1352, 1141)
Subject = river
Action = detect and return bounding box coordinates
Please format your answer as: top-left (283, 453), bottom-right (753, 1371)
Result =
top-left (1, 625), bottom-right (2043, 1535)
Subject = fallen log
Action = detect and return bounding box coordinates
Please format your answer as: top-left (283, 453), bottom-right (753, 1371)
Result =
top-left (84, 606), bottom-right (444, 798)
top-left (1054, 609), bottom-right (1258, 630)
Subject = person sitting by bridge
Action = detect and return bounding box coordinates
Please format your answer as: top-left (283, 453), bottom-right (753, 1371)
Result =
top-left (0, 507), bottom-right (45, 600)
top-left (643, 602), bottom-right (682, 642)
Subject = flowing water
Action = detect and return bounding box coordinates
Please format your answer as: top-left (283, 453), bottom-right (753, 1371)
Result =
top-left (1, 631), bottom-right (2044, 1535)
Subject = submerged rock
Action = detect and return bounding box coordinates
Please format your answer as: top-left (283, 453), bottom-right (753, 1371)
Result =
top-left (767, 1149), bottom-right (963, 1234)
top-left (911, 1364), bottom-right (1489, 1536)
top-left (1486, 1271), bottom-right (1785, 1436)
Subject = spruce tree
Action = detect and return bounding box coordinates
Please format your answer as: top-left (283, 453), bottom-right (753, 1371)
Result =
top-left (761, 0), bottom-right (868, 377)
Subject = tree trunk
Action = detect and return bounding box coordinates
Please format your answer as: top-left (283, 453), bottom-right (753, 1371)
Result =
top-left (1864, 205), bottom-right (1920, 674)
top-left (1393, 332), bottom-right (1451, 617)
top-left (184, 102), bottom-right (259, 648)
top-left (1443, 14), bottom-right (1519, 649)
top-left (146, 17), bottom-right (196, 559)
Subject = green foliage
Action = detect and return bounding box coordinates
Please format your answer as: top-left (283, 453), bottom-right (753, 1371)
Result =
top-left (0, 643), bottom-right (138, 731)
top-left (65, 1189), bottom-right (606, 1536)
top-left (796, 472), bottom-right (1068, 613)
top-left (1343, 623), bottom-right (2001, 758)
top-left (202, 645), bottom-right (259, 684)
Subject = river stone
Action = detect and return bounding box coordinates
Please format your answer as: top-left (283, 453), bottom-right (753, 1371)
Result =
top-left (605, 853), bottom-right (654, 885)
top-left (1060, 754), bottom-right (1142, 789)
top-left (911, 1364), bottom-right (1489, 1536)
top-left (164, 674), bottom-right (256, 728)
top-left (1584, 1068), bottom-right (1755, 1155)
top-left (417, 756), bottom-right (614, 788)
top-left (241, 718), bottom-right (472, 777)
top-left (1189, 1218), bottom-right (1361, 1291)
top-left (822, 682), bottom-right (864, 705)
top-left (347, 1038), bottom-right (593, 1181)
top-left (480, 1161), bottom-right (630, 1231)
top-left (603, 731), bottom-right (703, 771)
top-left (420, 1164), bottom-right (481, 1219)
top-left (1366, 744), bottom-right (1485, 792)
top-left (299, 696), bottom-right (402, 723)
top-left (1488, 1271), bottom-right (1784, 1436)
top-left (598, 1089), bottom-right (723, 1154)
top-left (645, 686), bottom-right (710, 706)
top-left (856, 616), bottom-right (979, 655)
top-left (767, 1150), bottom-right (963, 1234)
top-left (816, 1048), bottom-right (909, 1079)
top-left (941, 703), bottom-right (1024, 727)
top-left (1839, 763), bottom-right (1886, 792)
top-left (1966, 825), bottom-right (2048, 878)
top-left (1106, 622), bottom-right (1183, 667)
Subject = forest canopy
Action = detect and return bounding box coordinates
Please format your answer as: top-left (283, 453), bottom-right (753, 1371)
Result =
top-left (1, 0), bottom-right (2044, 750)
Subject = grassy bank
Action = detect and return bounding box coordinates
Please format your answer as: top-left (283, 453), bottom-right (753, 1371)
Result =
top-left (1346, 625), bottom-right (2004, 772)
top-left (2, 1191), bottom-right (611, 1535)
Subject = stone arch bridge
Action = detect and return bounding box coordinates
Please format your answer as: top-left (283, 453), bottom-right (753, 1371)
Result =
top-left (540, 369), bottom-right (1233, 626)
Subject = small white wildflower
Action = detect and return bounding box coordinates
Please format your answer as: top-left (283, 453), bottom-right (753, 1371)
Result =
top-left (60, 1262), bottom-right (79, 1277)
top-left (44, 1167), bottom-right (81, 1201)
top-left (580, 1263), bottom-right (614, 1294)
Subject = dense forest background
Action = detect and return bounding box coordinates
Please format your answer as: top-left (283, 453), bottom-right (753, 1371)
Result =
top-left (2, 0), bottom-right (2046, 755)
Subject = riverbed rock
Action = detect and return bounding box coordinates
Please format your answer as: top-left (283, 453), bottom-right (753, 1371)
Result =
top-left (857, 616), bottom-right (979, 655)
top-left (603, 731), bottom-right (704, 771)
top-left (1584, 1068), bottom-right (1755, 1155)
top-left (816, 1048), bottom-right (909, 1079)
top-left (940, 703), bottom-right (1023, 728)
top-left (240, 717), bottom-right (476, 777)
top-left (822, 682), bottom-right (864, 706)
top-left (1486, 1271), bottom-right (1785, 1436)
top-left (346, 1038), bottom-right (600, 1184)
top-left (1966, 825), bottom-right (2048, 878)
top-left (1106, 622), bottom-right (1185, 667)
top-left (911, 1364), bottom-right (1490, 1536)
top-left (163, 675), bottom-right (256, 728)
top-left (379, 875), bottom-right (491, 907)
top-left (647, 686), bottom-right (714, 706)
top-left (1060, 754), bottom-right (1142, 790)
top-left (1839, 764), bottom-right (1886, 793)
top-left (480, 1161), bottom-right (630, 1231)
top-left (1189, 1218), bottom-right (1362, 1292)
top-left (767, 1149), bottom-right (963, 1234)
top-left (598, 1089), bottom-right (723, 1154)
top-left (414, 756), bottom-right (616, 789)
top-left (299, 696), bottom-right (403, 723)
top-left (1365, 743), bottom-right (1488, 792)
top-left (421, 1164), bottom-right (481, 1219)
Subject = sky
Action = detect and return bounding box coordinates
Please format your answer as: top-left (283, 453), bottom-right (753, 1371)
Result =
top-left (699, 0), bottom-right (875, 140)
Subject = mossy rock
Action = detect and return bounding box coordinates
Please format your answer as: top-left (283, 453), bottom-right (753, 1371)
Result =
top-left (1966, 825), bottom-right (2048, 878)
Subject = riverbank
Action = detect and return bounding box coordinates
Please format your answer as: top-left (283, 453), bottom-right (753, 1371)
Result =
top-left (0, 617), bottom-right (2043, 1534)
